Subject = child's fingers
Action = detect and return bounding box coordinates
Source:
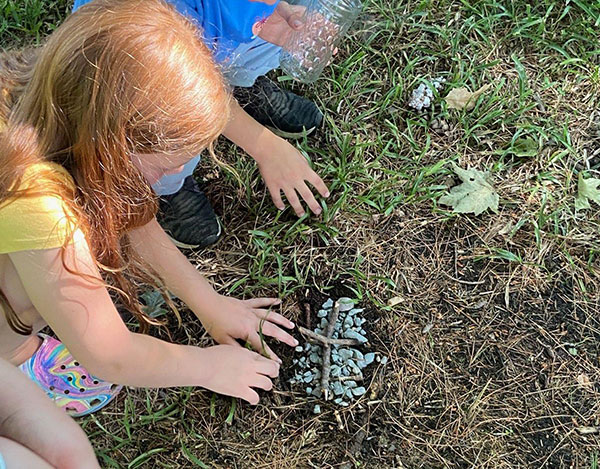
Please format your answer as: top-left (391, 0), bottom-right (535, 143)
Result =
top-left (261, 322), bottom-right (298, 348)
top-left (267, 185), bottom-right (286, 211)
top-left (308, 173), bottom-right (330, 198)
top-left (241, 388), bottom-right (260, 405)
top-left (276, 1), bottom-right (307, 28)
top-left (255, 359), bottom-right (280, 378)
top-left (253, 309), bottom-right (295, 330)
top-left (251, 374), bottom-right (274, 391)
top-left (245, 297), bottom-right (281, 308)
top-left (249, 332), bottom-right (281, 363)
top-left (296, 181), bottom-right (322, 215)
top-left (283, 187), bottom-right (305, 217)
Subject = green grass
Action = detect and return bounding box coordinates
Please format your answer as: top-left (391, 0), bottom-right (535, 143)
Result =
top-left (3, 0), bottom-right (600, 467)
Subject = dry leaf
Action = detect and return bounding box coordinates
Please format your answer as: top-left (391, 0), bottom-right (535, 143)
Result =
top-left (387, 296), bottom-right (404, 307)
top-left (439, 163), bottom-right (499, 215)
top-left (576, 373), bottom-right (592, 389)
top-left (445, 84), bottom-right (492, 111)
top-left (575, 173), bottom-right (600, 210)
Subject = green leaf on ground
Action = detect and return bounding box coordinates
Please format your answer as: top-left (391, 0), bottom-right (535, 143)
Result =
top-left (575, 173), bottom-right (600, 210)
top-left (508, 137), bottom-right (538, 157)
top-left (439, 163), bottom-right (499, 215)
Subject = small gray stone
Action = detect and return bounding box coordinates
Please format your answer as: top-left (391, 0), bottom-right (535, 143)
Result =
top-left (341, 366), bottom-right (351, 376)
top-left (359, 328), bottom-right (367, 335)
top-left (343, 316), bottom-right (354, 329)
top-left (380, 356), bottom-right (389, 365)
top-left (343, 329), bottom-right (368, 343)
top-left (345, 380), bottom-right (357, 388)
top-left (312, 387), bottom-right (321, 397)
top-left (334, 322), bottom-right (341, 332)
top-left (315, 328), bottom-right (323, 334)
top-left (338, 297), bottom-right (354, 311)
top-left (294, 345), bottom-right (303, 352)
top-left (320, 318), bottom-right (328, 329)
top-left (363, 353), bottom-right (376, 365)
top-left (330, 365), bottom-right (341, 377)
top-left (306, 387), bottom-right (312, 395)
top-left (352, 386), bottom-right (367, 396)
top-left (339, 400), bottom-right (349, 407)
top-left (332, 381), bottom-right (345, 396)
top-left (345, 389), bottom-right (353, 399)
top-left (334, 397), bottom-right (343, 404)
top-left (339, 349), bottom-right (353, 361)
top-left (292, 358), bottom-right (298, 364)
top-left (349, 308), bottom-right (364, 316)
top-left (304, 375), bottom-right (314, 383)
top-left (317, 309), bottom-right (329, 318)
top-left (309, 353), bottom-right (321, 364)
top-left (332, 331), bottom-right (339, 339)
top-left (313, 404), bottom-right (321, 414)
top-left (323, 299), bottom-right (333, 309)
top-left (353, 350), bottom-right (364, 361)
top-left (354, 317), bottom-right (366, 327)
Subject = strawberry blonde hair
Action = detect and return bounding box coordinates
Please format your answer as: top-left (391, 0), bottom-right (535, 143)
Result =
top-left (0, 0), bottom-right (230, 334)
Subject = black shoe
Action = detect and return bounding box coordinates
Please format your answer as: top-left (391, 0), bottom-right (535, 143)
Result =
top-left (156, 176), bottom-right (222, 249)
top-left (234, 76), bottom-right (323, 139)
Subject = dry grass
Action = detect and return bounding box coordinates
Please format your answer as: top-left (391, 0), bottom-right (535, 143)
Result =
top-left (3, 0), bottom-right (600, 467)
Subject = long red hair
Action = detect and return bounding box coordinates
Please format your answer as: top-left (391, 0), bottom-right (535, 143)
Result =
top-left (0, 0), bottom-right (230, 334)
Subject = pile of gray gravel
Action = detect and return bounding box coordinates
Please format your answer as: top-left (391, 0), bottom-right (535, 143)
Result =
top-left (289, 298), bottom-right (387, 413)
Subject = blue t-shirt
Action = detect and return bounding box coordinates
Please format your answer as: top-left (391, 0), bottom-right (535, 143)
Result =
top-left (72, 0), bottom-right (279, 62)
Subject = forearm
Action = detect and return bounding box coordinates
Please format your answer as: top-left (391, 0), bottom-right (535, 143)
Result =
top-left (90, 332), bottom-right (211, 388)
top-left (222, 98), bottom-right (279, 163)
top-left (129, 218), bottom-right (221, 321)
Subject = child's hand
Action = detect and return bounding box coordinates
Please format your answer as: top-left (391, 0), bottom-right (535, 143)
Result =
top-left (257, 1), bottom-right (305, 47)
top-left (200, 345), bottom-right (280, 405)
top-left (255, 134), bottom-right (329, 216)
top-left (200, 296), bottom-right (297, 363)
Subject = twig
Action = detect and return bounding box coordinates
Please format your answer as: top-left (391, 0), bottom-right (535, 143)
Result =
top-left (337, 374), bottom-right (363, 382)
top-left (320, 301), bottom-right (340, 400)
top-left (303, 302), bottom-right (311, 329)
top-left (297, 326), bottom-right (360, 346)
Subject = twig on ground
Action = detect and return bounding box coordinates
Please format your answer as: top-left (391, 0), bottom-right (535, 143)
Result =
top-left (303, 302), bottom-right (311, 329)
top-left (297, 326), bottom-right (360, 346)
top-left (320, 301), bottom-right (340, 400)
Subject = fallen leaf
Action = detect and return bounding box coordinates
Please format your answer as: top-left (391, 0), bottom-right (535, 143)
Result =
top-left (576, 426), bottom-right (599, 435)
top-left (387, 296), bottom-right (404, 307)
top-left (439, 163), bottom-right (499, 215)
top-left (576, 373), bottom-right (592, 390)
top-left (508, 137), bottom-right (538, 157)
top-left (445, 84), bottom-right (492, 111)
top-left (575, 173), bottom-right (600, 210)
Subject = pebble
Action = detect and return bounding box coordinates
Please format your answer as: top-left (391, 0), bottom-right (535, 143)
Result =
top-left (338, 297), bottom-right (354, 311)
top-left (354, 317), bottom-right (366, 327)
top-left (339, 349), bottom-right (353, 361)
top-left (306, 387), bottom-right (312, 395)
top-left (343, 316), bottom-right (354, 329)
top-left (313, 404), bottom-right (321, 414)
top-left (295, 345), bottom-right (303, 352)
top-left (345, 380), bottom-right (357, 388)
top-left (323, 299), bottom-right (333, 309)
top-left (317, 309), bottom-right (329, 318)
top-left (343, 330), bottom-right (368, 343)
top-left (309, 353), bottom-right (321, 364)
top-left (363, 353), bottom-right (375, 365)
top-left (353, 350), bottom-right (364, 361)
top-left (320, 318), bottom-right (328, 329)
top-left (330, 365), bottom-right (341, 377)
top-left (334, 397), bottom-right (343, 404)
top-left (345, 389), bottom-right (354, 399)
top-left (332, 381), bottom-right (345, 396)
top-left (352, 386), bottom-right (367, 396)
top-left (380, 356), bottom-right (389, 365)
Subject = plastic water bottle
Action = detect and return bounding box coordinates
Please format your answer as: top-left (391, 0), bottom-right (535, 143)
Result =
top-left (280, 0), bottom-right (362, 84)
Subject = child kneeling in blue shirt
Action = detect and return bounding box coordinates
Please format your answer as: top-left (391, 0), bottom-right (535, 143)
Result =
top-left (73, 0), bottom-right (330, 249)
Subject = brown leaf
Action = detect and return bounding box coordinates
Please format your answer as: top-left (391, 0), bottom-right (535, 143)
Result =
top-left (576, 373), bottom-right (592, 389)
top-left (387, 296), bottom-right (404, 307)
top-left (445, 84), bottom-right (492, 111)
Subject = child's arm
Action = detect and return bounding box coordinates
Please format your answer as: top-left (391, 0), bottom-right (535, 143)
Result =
top-left (0, 357), bottom-right (100, 469)
top-left (127, 218), bottom-right (298, 362)
top-left (222, 99), bottom-right (330, 217)
top-left (8, 240), bottom-right (279, 404)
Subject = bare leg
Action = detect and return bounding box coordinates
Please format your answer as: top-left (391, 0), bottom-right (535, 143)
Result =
top-left (0, 358), bottom-right (100, 469)
top-left (0, 437), bottom-right (54, 469)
